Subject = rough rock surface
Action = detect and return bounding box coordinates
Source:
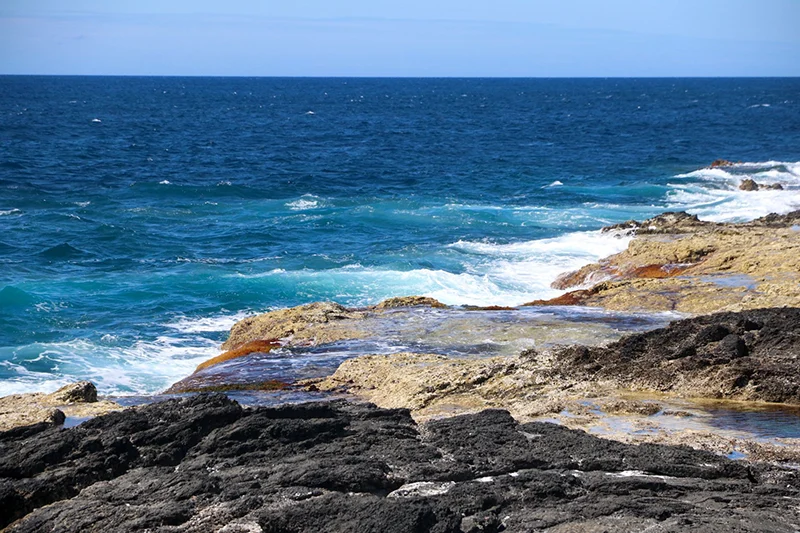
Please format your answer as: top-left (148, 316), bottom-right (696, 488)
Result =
top-left (0, 382), bottom-right (120, 431)
top-left (221, 302), bottom-right (369, 351)
top-left (373, 296), bottom-right (448, 310)
top-left (220, 297), bottom-right (450, 354)
top-left (313, 308), bottom-right (800, 461)
top-left (176, 297), bottom-right (451, 392)
top-left (3, 395), bottom-right (798, 532)
top-left (553, 307), bottom-right (800, 404)
top-left (536, 211), bottom-right (800, 313)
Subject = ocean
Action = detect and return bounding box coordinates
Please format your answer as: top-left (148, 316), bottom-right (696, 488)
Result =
top-left (1, 76), bottom-right (799, 397)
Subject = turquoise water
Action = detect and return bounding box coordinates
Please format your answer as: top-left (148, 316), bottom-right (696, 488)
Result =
top-left (1, 77), bottom-right (799, 395)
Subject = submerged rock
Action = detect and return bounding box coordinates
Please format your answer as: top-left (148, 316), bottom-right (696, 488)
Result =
top-left (0, 381), bottom-right (120, 431)
top-left (2, 395), bottom-right (798, 532)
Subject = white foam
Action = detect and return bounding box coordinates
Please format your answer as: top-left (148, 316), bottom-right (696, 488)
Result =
top-left (232, 231), bottom-right (629, 307)
top-left (668, 161), bottom-right (800, 222)
top-left (545, 180), bottom-right (563, 187)
top-left (0, 336), bottom-right (218, 396)
top-left (159, 180), bottom-right (171, 185)
top-left (165, 311), bottom-right (251, 333)
top-left (0, 209), bottom-right (21, 216)
top-left (286, 194), bottom-right (323, 211)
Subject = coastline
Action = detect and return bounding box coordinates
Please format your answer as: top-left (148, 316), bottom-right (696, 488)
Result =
top-left (4, 208), bottom-right (800, 530)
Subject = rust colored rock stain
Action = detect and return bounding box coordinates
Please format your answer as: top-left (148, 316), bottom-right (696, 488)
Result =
top-left (523, 290), bottom-right (592, 307)
top-left (195, 339), bottom-right (281, 372)
top-left (629, 263), bottom-right (692, 279)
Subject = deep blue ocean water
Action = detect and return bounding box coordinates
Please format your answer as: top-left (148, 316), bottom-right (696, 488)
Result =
top-left (1, 76), bottom-right (799, 395)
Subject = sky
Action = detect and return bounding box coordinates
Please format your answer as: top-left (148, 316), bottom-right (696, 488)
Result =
top-left (1, 0), bottom-right (798, 77)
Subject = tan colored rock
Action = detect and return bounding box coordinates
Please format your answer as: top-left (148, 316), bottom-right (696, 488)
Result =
top-left (372, 296), bottom-right (447, 310)
top-left (222, 301), bottom-right (368, 351)
top-left (546, 212), bottom-right (800, 313)
top-left (0, 381), bottom-right (121, 431)
top-left (739, 178), bottom-right (759, 191)
top-left (220, 296), bottom-right (450, 353)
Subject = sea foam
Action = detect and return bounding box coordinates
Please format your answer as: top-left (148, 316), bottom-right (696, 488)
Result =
top-left (0, 336), bottom-right (218, 396)
top-left (669, 161), bottom-right (800, 222)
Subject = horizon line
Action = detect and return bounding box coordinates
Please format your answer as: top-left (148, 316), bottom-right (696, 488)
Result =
top-left (2, 74), bottom-right (799, 79)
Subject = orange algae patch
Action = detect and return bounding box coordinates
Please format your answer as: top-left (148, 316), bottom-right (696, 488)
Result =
top-left (523, 290), bottom-right (592, 307)
top-left (629, 263), bottom-right (692, 279)
top-left (195, 339), bottom-right (281, 372)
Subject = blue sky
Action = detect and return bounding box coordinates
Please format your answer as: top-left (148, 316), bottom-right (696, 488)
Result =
top-left (1, 0), bottom-right (798, 76)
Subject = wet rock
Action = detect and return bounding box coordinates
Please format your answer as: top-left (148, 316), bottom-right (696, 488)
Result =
top-left (739, 178), bottom-right (759, 191)
top-left (2, 395), bottom-right (798, 532)
top-left (221, 302), bottom-right (369, 351)
top-left (164, 378), bottom-right (290, 395)
top-left (221, 297), bottom-right (446, 354)
top-left (601, 211), bottom-right (711, 236)
top-left (710, 159), bottom-right (734, 168)
top-left (0, 382), bottom-right (120, 431)
top-left (196, 339), bottom-right (281, 373)
top-left (739, 179), bottom-right (783, 191)
top-left (524, 289), bottom-right (594, 306)
top-left (373, 296), bottom-right (448, 310)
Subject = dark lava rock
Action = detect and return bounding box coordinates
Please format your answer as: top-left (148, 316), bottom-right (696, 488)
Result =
top-left (554, 307), bottom-right (800, 404)
top-left (2, 395), bottom-right (799, 532)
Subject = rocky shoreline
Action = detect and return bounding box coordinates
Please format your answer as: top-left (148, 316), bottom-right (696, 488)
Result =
top-left (531, 210), bottom-right (800, 313)
top-left (3, 395), bottom-right (800, 532)
top-left (4, 210), bottom-right (800, 530)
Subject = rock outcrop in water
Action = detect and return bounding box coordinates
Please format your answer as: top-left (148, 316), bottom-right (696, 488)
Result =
top-left (221, 302), bottom-right (369, 351)
top-left (170, 297), bottom-right (451, 393)
top-left (220, 297), bottom-right (449, 353)
top-left (531, 211), bottom-right (800, 313)
top-left (2, 394), bottom-right (799, 532)
top-left (0, 381), bottom-right (120, 431)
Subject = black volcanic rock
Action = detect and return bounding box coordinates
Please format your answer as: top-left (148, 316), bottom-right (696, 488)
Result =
top-left (553, 307), bottom-right (800, 404)
top-left (2, 395), bottom-right (799, 531)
